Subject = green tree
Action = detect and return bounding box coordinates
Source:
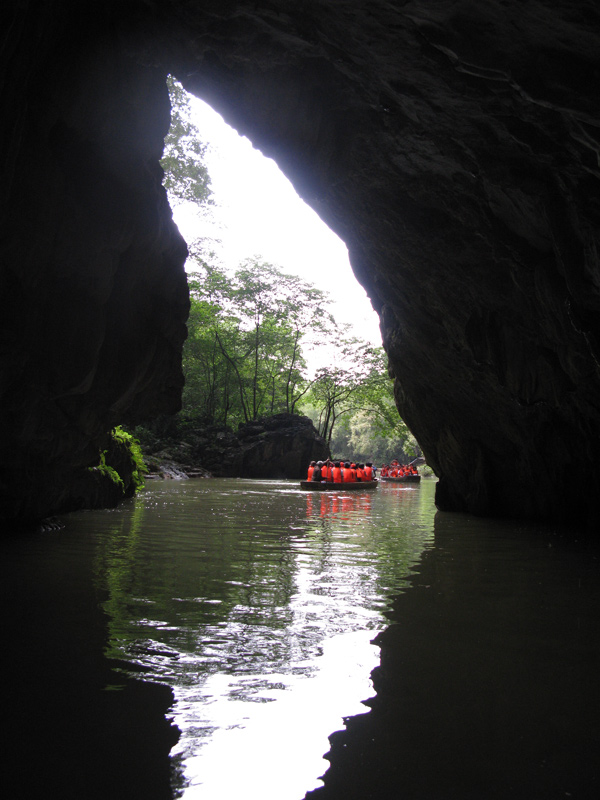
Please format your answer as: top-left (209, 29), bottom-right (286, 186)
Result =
top-left (307, 338), bottom-right (387, 445)
top-left (301, 339), bottom-right (419, 462)
top-left (339, 410), bottom-right (419, 464)
top-left (161, 75), bottom-right (213, 211)
top-left (227, 259), bottom-right (333, 418)
top-left (183, 261), bottom-right (238, 424)
top-left (181, 257), bottom-right (333, 427)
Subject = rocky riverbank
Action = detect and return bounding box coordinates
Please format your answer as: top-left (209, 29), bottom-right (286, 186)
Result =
top-left (141, 413), bottom-right (329, 481)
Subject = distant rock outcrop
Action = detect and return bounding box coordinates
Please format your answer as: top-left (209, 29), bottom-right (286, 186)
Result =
top-left (144, 414), bottom-right (329, 480)
top-left (215, 413), bottom-right (330, 479)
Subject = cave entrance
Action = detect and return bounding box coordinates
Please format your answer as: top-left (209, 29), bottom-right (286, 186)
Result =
top-left (157, 79), bottom-right (412, 459)
top-left (166, 81), bottom-right (381, 352)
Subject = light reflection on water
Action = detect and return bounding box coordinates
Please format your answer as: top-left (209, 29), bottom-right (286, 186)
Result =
top-left (87, 478), bottom-right (437, 798)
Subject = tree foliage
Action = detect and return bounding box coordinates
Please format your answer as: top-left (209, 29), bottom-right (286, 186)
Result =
top-left (308, 340), bottom-right (392, 442)
top-left (161, 76), bottom-right (213, 210)
top-left (182, 255), bottom-right (333, 428)
top-left (330, 410), bottom-right (420, 465)
top-left (301, 338), bottom-right (420, 462)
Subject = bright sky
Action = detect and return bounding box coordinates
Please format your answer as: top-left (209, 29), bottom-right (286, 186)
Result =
top-left (171, 94), bottom-right (382, 348)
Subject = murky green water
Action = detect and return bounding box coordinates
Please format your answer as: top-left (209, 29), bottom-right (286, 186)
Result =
top-left (95, 478), bottom-right (436, 797)
top-left (2, 477), bottom-right (598, 799)
top-left (38, 478), bottom-right (435, 798)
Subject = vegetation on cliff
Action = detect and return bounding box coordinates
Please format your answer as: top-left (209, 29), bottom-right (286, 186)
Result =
top-left (87, 426), bottom-right (148, 502)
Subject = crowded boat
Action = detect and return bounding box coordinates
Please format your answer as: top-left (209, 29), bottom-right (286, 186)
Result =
top-left (306, 460), bottom-right (376, 483)
top-left (379, 460), bottom-right (419, 478)
top-left (301, 458), bottom-right (421, 490)
top-left (300, 459), bottom-right (379, 490)
top-left (379, 459), bottom-right (421, 483)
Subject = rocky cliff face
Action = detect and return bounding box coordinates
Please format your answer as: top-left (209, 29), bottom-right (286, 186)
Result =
top-left (192, 413), bottom-right (329, 478)
top-left (2, 1), bottom-right (600, 526)
top-left (143, 413), bottom-right (329, 479)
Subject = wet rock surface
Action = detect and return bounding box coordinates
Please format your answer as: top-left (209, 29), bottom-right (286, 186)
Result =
top-left (143, 413), bottom-right (329, 480)
top-left (2, 2), bottom-right (600, 525)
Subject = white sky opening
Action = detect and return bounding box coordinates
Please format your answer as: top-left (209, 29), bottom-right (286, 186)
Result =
top-left (171, 95), bottom-right (383, 354)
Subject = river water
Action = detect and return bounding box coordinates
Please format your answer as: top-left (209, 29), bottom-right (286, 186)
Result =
top-left (1, 477), bottom-right (599, 799)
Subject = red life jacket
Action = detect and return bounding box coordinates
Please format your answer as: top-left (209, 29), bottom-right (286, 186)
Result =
top-left (323, 465), bottom-right (332, 481)
top-left (307, 466), bottom-right (314, 480)
top-left (332, 466), bottom-right (342, 483)
top-left (364, 466), bottom-right (373, 480)
top-left (357, 467), bottom-right (365, 481)
top-left (345, 467), bottom-right (356, 482)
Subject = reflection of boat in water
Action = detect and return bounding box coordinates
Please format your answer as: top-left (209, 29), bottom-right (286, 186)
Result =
top-left (300, 480), bottom-right (379, 491)
top-left (380, 475), bottom-right (421, 484)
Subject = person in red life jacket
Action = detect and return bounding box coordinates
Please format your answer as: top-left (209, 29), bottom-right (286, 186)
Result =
top-left (344, 462), bottom-right (356, 482)
top-left (364, 463), bottom-right (374, 481)
top-left (307, 461), bottom-right (316, 481)
top-left (391, 459), bottom-right (399, 467)
top-left (322, 460), bottom-right (333, 482)
top-left (381, 464), bottom-right (388, 477)
top-left (332, 461), bottom-right (343, 483)
top-left (356, 463), bottom-right (366, 481)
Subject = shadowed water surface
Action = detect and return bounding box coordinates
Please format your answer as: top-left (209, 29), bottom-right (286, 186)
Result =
top-left (0, 477), bottom-right (433, 798)
top-left (309, 507), bottom-right (600, 800)
top-left (2, 477), bottom-right (598, 799)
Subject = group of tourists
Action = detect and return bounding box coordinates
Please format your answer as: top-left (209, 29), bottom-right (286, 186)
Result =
top-left (380, 460), bottom-right (419, 477)
top-left (307, 460), bottom-right (376, 483)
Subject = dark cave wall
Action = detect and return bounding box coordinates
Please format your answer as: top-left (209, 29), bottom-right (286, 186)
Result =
top-left (1, 3), bottom-right (189, 520)
top-left (2, 1), bottom-right (600, 525)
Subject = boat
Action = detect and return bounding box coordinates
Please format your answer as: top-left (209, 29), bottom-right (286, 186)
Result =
top-left (300, 480), bottom-right (379, 491)
top-left (380, 474), bottom-right (421, 483)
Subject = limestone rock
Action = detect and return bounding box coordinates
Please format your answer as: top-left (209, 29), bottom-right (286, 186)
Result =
top-left (190, 413), bottom-right (329, 478)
